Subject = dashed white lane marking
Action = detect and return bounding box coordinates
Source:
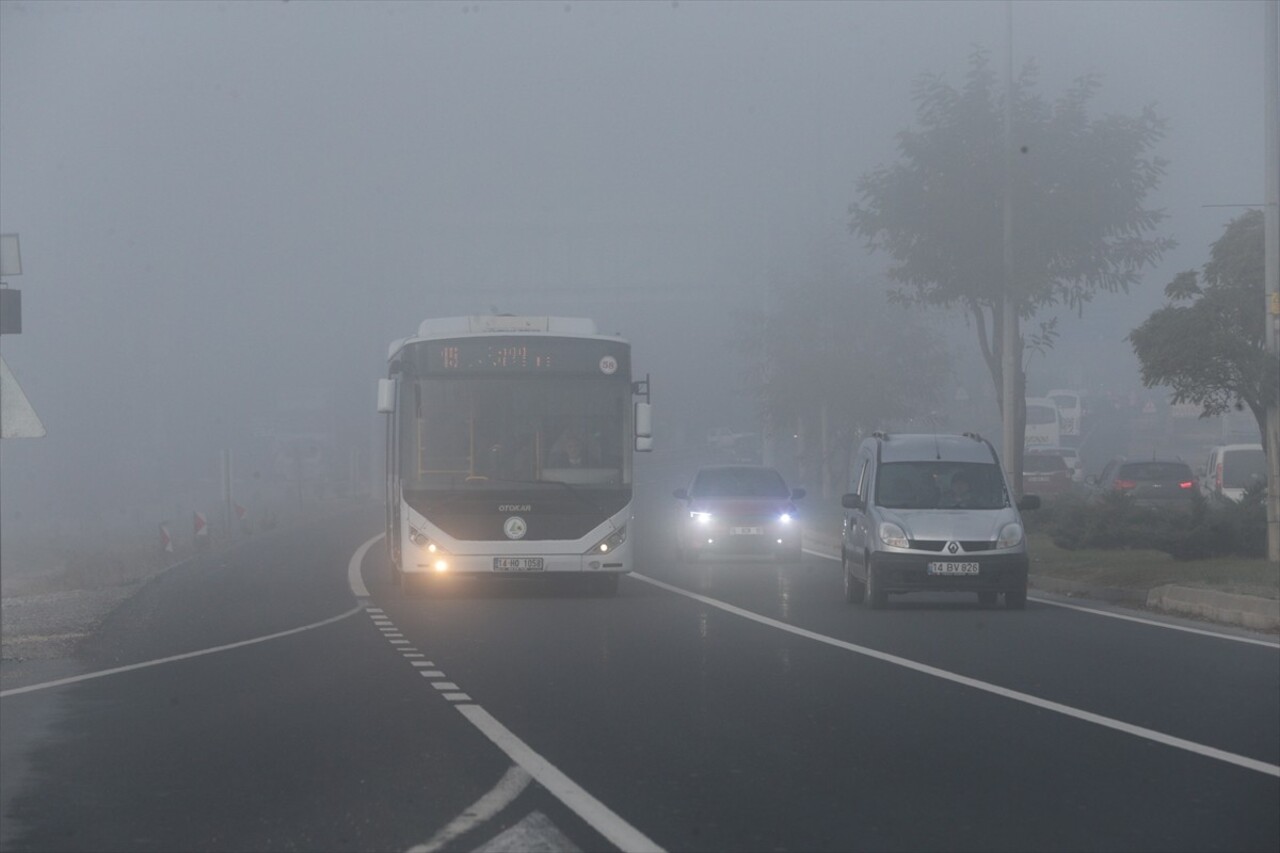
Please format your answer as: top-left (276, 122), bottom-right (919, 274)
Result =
top-left (350, 539), bottom-right (665, 853)
top-left (419, 670), bottom-right (446, 677)
top-left (457, 704), bottom-right (664, 852)
top-left (630, 572), bottom-right (1280, 779)
top-left (806, 547), bottom-right (1279, 648)
top-left (409, 661), bottom-right (436, 668)
top-left (406, 765), bottom-right (534, 853)
top-left (0, 606), bottom-right (364, 699)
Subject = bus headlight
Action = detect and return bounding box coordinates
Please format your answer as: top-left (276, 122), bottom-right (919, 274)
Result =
top-left (410, 527), bottom-right (450, 566)
top-left (588, 525), bottom-right (627, 554)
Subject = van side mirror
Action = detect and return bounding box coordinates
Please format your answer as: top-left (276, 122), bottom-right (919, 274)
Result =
top-left (791, 488), bottom-right (806, 500)
top-left (673, 488), bottom-right (689, 500)
top-left (841, 493), bottom-right (864, 511)
top-left (1018, 494), bottom-right (1041, 511)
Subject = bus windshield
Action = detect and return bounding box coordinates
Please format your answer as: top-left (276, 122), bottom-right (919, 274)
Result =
top-left (399, 376), bottom-right (631, 490)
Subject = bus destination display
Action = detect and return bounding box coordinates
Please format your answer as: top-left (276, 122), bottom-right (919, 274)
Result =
top-left (410, 337), bottom-right (629, 375)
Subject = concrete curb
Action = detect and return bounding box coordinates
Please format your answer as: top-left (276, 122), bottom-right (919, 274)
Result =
top-left (1145, 584), bottom-right (1280, 632)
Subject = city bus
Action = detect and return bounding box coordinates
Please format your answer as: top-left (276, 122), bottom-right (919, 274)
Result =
top-left (377, 315), bottom-right (652, 595)
top-left (1046, 388), bottom-right (1084, 440)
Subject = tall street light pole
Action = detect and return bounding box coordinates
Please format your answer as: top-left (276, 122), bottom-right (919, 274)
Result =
top-left (1265, 0), bottom-right (1279, 563)
top-left (1002, 1), bottom-right (1021, 496)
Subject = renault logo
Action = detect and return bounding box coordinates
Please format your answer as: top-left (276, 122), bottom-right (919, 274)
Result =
top-left (503, 516), bottom-right (528, 540)
top-left (947, 541), bottom-right (960, 554)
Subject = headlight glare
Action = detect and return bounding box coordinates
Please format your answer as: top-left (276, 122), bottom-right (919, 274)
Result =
top-left (690, 511), bottom-right (712, 524)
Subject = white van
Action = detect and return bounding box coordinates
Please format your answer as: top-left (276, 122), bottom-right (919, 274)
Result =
top-left (1046, 389), bottom-right (1084, 438)
top-left (1024, 397), bottom-right (1062, 448)
top-left (1200, 444), bottom-right (1266, 502)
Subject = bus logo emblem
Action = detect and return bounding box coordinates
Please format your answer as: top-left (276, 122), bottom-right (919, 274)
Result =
top-left (599, 356), bottom-right (618, 375)
top-left (503, 516), bottom-right (528, 540)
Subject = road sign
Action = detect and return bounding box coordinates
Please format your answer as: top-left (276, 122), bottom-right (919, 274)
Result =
top-left (0, 355), bottom-right (45, 438)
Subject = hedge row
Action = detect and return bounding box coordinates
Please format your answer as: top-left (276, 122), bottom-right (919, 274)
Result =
top-left (1028, 485), bottom-right (1267, 561)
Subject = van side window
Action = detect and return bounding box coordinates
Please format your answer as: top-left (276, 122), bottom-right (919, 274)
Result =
top-left (856, 454), bottom-right (871, 501)
top-left (851, 455), bottom-right (867, 497)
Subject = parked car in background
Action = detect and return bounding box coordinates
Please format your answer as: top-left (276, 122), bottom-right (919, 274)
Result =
top-left (1200, 444), bottom-right (1266, 503)
top-left (1027, 446), bottom-right (1085, 484)
top-left (674, 464), bottom-right (804, 562)
top-left (1092, 457), bottom-right (1198, 511)
top-left (1024, 397), bottom-right (1062, 448)
top-left (1022, 451), bottom-right (1074, 497)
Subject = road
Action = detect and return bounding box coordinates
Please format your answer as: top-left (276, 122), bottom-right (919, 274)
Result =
top-left (2, 451), bottom-right (1277, 852)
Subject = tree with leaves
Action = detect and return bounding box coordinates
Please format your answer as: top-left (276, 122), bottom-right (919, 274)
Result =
top-left (850, 50), bottom-right (1174, 485)
top-left (1130, 209), bottom-right (1277, 448)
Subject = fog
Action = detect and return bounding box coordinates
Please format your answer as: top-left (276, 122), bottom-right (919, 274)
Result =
top-left (0, 1), bottom-right (1266, 537)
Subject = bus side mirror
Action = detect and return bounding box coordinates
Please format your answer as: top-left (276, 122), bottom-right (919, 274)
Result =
top-left (377, 378), bottom-right (395, 414)
top-left (635, 402), bottom-right (652, 452)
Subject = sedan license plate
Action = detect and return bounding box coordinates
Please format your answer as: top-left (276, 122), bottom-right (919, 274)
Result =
top-left (494, 557), bottom-right (544, 572)
top-left (927, 561), bottom-right (979, 576)
top-left (729, 526), bottom-right (763, 535)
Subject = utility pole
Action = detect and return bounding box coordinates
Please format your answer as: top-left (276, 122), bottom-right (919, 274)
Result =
top-left (1265, 0), bottom-right (1279, 563)
top-left (1001, 0), bottom-right (1021, 496)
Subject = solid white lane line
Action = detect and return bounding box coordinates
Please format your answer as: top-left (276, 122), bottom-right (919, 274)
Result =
top-left (348, 533), bottom-right (383, 598)
top-left (406, 765), bottom-right (534, 853)
top-left (1029, 596), bottom-right (1280, 648)
top-left (456, 704), bottom-right (665, 852)
top-left (630, 572), bottom-right (1280, 779)
top-left (0, 606), bottom-right (363, 699)
top-left (804, 547), bottom-right (1278, 648)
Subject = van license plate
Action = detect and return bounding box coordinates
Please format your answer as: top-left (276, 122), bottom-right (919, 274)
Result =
top-left (729, 526), bottom-right (763, 535)
top-left (927, 561), bottom-right (979, 576)
top-left (494, 557), bottom-right (544, 571)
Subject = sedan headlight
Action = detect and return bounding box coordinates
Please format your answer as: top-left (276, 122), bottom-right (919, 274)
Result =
top-left (997, 522), bottom-right (1024, 549)
top-left (878, 521), bottom-right (909, 549)
top-left (588, 525), bottom-right (627, 554)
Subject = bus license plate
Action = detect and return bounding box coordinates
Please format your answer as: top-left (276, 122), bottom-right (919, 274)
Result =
top-left (927, 561), bottom-right (979, 576)
top-left (494, 557), bottom-right (544, 571)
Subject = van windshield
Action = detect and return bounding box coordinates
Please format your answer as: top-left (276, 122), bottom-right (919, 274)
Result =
top-left (876, 462), bottom-right (1009, 510)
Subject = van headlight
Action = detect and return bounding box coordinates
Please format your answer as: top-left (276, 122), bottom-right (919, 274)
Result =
top-left (588, 525), bottom-right (627, 554)
top-left (997, 522), bottom-right (1024, 549)
top-left (878, 521), bottom-right (909, 549)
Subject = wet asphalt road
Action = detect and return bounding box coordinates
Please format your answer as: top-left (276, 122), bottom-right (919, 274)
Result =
top-left (1, 451), bottom-right (1277, 852)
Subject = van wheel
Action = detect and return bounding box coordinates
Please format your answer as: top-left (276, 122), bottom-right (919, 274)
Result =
top-left (866, 560), bottom-right (887, 609)
top-left (843, 552), bottom-right (865, 604)
top-left (977, 591), bottom-right (998, 607)
top-left (1005, 584), bottom-right (1027, 609)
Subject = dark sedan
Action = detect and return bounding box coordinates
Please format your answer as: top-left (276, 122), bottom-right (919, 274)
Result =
top-left (674, 465), bottom-right (805, 562)
top-left (1094, 458), bottom-right (1198, 510)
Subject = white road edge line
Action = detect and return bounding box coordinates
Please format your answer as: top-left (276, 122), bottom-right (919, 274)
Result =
top-left (630, 571), bottom-right (1280, 779)
top-left (406, 765), bottom-right (533, 853)
top-left (803, 547), bottom-right (1280, 648)
top-left (0, 606), bottom-right (363, 699)
top-left (456, 704), bottom-right (665, 852)
top-left (349, 534), bottom-right (665, 853)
